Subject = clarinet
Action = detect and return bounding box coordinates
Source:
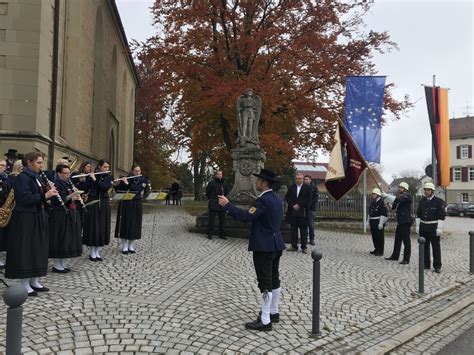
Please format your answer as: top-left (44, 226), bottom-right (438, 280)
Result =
top-left (40, 172), bottom-right (68, 212)
top-left (67, 178), bottom-right (87, 209)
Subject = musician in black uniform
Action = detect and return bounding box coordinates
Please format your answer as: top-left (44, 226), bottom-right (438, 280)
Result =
top-left (383, 182), bottom-right (413, 264)
top-left (82, 159), bottom-right (112, 261)
top-left (5, 151), bottom-right (59, 296)
top-left (285, 173), bottom-right (312, 253)
top-left (49, 164), bottom-right (83, 273)
top-left (416, 182), bottom-right (445, 273)
top-left (72, 161), bottom-right (94, 225)
top-left (4, 149), bottom-right (18, 173)
top-left (206, 170), bottom-right (230, 240)
top-left (0, 159), bottom-right (9, 268)
top-left (368, 188), bottom-right (388, 256)
top-left (114, 165), bottom-right (150, 254)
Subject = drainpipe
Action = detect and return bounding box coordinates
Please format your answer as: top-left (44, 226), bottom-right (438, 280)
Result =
top-left (48, 0), bottom-right (60, 170)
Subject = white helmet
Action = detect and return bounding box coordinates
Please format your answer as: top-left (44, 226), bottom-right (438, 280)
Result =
top-left (372, 188), bottom-right (382, 196)
top-left (423, 182), bottom-right (435, 191)
top-left (398, 182), bottom-right (409, 191)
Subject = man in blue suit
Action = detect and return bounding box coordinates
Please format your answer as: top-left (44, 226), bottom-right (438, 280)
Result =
top-left (218, 168), bottom-right (285, 332)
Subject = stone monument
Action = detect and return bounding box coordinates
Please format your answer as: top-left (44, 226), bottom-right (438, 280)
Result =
top-left (228, 88), bottom-right (266, 207)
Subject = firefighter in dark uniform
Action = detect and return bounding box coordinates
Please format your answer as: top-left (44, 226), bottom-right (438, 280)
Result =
top-left (383, 182), bottom-right (413, 264)
top-left (416, 182), bottom-right (445, 273)
top-left (218, 169), bottom-right (285, 332)
top-left (368, 188), bottom-right (388, 256)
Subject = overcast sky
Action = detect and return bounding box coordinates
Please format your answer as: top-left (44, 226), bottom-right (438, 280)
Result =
top-left (116, 0), bottom-right (473, 182)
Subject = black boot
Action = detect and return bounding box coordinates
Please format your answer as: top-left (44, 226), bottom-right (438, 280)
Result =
top-left (245, 319), bottom-right (272, 331)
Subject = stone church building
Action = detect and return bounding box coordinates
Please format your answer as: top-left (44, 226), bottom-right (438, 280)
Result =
top-left (0, 0), bottom-right (138, 174)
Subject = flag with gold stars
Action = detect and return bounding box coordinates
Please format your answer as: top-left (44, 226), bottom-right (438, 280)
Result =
top-left (344, 76), bottom-right (386, 163)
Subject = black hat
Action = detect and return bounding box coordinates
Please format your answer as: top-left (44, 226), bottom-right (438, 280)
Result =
top-left (4, 149), bottom-right (18, 158)
top-left (253, 168), bottom-right (278, 182)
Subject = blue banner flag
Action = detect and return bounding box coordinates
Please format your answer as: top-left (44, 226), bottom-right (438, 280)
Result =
top-left (344, 76), bottom-right (386, 163)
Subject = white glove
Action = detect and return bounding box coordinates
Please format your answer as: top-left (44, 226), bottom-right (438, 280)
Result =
top-left (366, 220), bottom-right (370, 230)
top-left (383, 194), bottom-right (396, 205)
top-left (415, 218), bottom-right (420, 235)
top-left (378, 216), bottom-right (388, 230)
top-left (436, 220), bottom-right (444, 236)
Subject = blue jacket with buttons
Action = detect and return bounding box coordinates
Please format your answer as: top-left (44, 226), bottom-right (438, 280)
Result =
top-left (224, 190), bottom-right (286, 252)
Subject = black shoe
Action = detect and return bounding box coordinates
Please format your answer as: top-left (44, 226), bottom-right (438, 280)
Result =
top-left (207, 235), bottom-right (212, 240)
top-left (31, 286), bottom-right (49, 292)
top-left (0, 264), bottom-right (5, 269)
top-left (219, 235), bottom-right (228, 240)
top-left (128, 249), bottom-right (136, 254)
top-left (301, 249), bottom-right (308, 254)
top-left (374, 253), bottom-right (383, 256)
top-left (63, 267), bottom-right (71, 273)
top-left (309, 241), bottom-right (315, 246)
top-left (52, 267), bottom-right (68, 274)
top-left (370, 250), bottom-right (376, 255)
top-left (385, 257), bottom-right (398, 261)
top-left (245, 320), bottom-right (272, 331)
top-left (89, 256), bottom-right (97, 262)
top-left (258, 312), bottom-right (280, 323)
top-left (399, 260), bottom-right (409, 265)
top-left (434, 268), bottom-right (441, 273)
top-left (96, 257), bottom-right (103, 262)
top-left (122, 250), bottom-right (129, 255)
top-left (28, 290), bottom-right (38, 297)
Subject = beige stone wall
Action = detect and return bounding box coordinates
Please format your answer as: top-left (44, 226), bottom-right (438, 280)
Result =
top-left (0, 0), bottom-right (137, 175)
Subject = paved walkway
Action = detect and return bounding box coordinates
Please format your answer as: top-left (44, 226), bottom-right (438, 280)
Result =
top-left (0, 206), bottom-right (472, 354)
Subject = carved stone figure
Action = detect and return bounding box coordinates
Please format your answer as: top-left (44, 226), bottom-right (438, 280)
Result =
top-left (236, 89), bottom-right (261, 147)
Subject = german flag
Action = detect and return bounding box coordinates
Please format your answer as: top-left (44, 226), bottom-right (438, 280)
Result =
top-left (424, 86), bottom-right (450, 187)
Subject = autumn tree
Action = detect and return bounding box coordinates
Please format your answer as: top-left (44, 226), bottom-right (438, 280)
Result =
top-left (134, 58), bottom-right (178, 190)
top-left (135, 0), bottom-right (411, 197)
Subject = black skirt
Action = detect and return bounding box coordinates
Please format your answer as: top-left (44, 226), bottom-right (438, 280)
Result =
top-left (82, 198), bottom-right (111, 247)
top-left (114, 199), bottom-right (143, 240)
top-left (5, 210), bottom-right (49, 279)
top-left (49, 208), bottom-right (82, 258)
top-left (0, 227), bottom-right (6, 252)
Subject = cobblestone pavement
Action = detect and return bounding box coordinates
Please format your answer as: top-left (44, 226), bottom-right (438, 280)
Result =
top-left (0, 206), bottom-right (472, 354)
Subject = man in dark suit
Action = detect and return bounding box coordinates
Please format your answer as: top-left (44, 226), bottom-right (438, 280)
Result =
top-left (206, 170), bottom-right (230, 240)
top-left (383, 182), bottom-right (413, 264)
top-left (4, 149), bottom-right (18, 173)
top-left (285, 173), bottom-right (312, 253)
top-left (218, 169), bottom-right (285, 332)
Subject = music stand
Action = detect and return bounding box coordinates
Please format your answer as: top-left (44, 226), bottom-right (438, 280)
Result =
top-left (146, 192), bottom-right (159, 200)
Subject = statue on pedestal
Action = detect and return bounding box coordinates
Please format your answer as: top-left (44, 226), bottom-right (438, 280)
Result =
top-left (228, 89), bottom-right (266, 206)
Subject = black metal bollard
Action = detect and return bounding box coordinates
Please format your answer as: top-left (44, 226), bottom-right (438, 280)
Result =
top-left (418, 237), bottom-right (425, 294)
top-left (311, 248), bottom-right (323, 336)
top-left (3, 285), bottom-right (28, 355)
top-left (470, 231), bottom-right (474, 274)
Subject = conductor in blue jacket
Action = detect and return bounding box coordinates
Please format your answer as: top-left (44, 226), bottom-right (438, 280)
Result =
top-left (218, 168), bottom-right (285, 332)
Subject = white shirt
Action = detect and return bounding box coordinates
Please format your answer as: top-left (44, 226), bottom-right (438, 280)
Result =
top-left (296, 184), bottom-right (302, 197)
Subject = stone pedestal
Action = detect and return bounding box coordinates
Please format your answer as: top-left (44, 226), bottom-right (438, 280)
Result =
top-left (227, 145), bottom-right (266, 208)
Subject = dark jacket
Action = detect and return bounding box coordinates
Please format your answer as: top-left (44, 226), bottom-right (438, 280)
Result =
top-left (309, 184), bottom-right (319, 212)
top-left (114, 175), bottom-right (150, 200)
top-left (87, 174), bottom-right (113, 200)
top-left (11, 168), bottom-right (45, 213)
top-left (225, 190), bottom-right (285, 252)
top-left (369, 197), bottom-right (388, 228)
top-left (392, 192), bottom-right (413, 225)
top-left (0, 173), bottom-right (10, 207)
top-left (416, 196), bottom-right (445, 235)
top-left (285, 183), bottom-right (311, 225)
top-left (206, 178), bottom-right (230, 211)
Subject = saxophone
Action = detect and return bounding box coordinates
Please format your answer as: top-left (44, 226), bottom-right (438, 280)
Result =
top-left (0, 189), bottom-right (15, 228)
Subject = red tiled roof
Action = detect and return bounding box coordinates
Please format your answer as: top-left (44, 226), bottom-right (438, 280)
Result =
top-left (450, 116), bottom-right (474, 139)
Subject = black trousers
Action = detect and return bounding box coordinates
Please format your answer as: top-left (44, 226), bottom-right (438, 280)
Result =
top-left (370, 225), bottom-right (384, 254)
top-left (207, 210), bottom-right (225, 237)
top-left (390, 223), bottom-right (411, 261)
top-left (291, 221), bottom-right (308, 250)
top-left (421, 233), bottom-right (442, 269)
top-left (253, 251), bottom-right (282, 292)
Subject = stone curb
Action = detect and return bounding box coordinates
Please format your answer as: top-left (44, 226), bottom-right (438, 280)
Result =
top-left (364, 294), bottom-right (474, 354)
